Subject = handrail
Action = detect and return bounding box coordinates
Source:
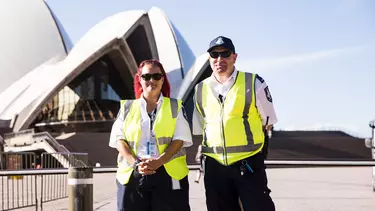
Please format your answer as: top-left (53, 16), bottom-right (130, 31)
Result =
top-left (59, 145), bottom-right (70, 153)
top-left (33, 131), bottom-right (62, 152)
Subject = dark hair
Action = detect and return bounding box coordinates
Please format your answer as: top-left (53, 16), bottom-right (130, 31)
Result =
top-left (134, 60), bottom-right (171, 99)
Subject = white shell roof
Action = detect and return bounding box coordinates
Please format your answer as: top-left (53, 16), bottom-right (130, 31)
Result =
top-left (0, 0), bottom-right (67, 93)
top-left (14, 10), bottom-right (149, 131)
top-left (148, 7), bottom-right (183, 97)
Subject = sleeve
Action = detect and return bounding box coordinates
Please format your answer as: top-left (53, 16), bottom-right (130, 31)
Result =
top-left (255, 75), bottom-right (278, 125)
top-left (172, 106), bottom-right (193, 147)
top-left (109, 108), bottom-right (126, 148)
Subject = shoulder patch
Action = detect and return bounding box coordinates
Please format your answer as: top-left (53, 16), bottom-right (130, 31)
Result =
top-left (256, 75), bottom-right (265, 83)
top-left (264, 86), bottom-right (273, 103)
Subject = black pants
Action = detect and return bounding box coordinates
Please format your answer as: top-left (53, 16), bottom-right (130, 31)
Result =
top-left (117, 166), bottom-right (190, 211)
top-left (204, 153), bottom-right (275, 211)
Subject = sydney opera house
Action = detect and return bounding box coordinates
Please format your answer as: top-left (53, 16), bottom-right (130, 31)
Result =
top-left (0, 0), bottom-right (371, 167)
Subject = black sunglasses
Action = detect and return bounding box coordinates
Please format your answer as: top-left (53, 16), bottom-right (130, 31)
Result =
top-left (140, 73), bottom-right (164, 81)
top-left (209, 50), bottom-right (232, 59)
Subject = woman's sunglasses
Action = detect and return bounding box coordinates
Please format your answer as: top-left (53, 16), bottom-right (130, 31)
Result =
top-left (209, 50), bottom-right (232, 59)
top-left (140, 73), bottom-right (164, 81)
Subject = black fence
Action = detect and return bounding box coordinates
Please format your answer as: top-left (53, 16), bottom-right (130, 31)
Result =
top-left (0, 152), bottom-right (88, 211)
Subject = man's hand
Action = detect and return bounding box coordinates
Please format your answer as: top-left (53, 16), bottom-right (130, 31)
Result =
top-left (195, 144), bottom-right (202, 164)
top-left (194, 144), bottom-right (204, 183)
top-left (264, 124), bottom-right (273, 132)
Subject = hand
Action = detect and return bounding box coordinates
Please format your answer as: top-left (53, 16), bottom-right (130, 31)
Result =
top-left (265, 125), bottom-right (273, 131)
top-left (136, 160), bottom-right (156, 176)
top-left (195, 144), bottom-right (202, 163)
top-left (144, 158), bottom-right (163, 171)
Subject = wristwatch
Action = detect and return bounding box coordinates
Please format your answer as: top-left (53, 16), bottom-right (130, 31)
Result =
top-left (133, 159), bottom-right (141, 171)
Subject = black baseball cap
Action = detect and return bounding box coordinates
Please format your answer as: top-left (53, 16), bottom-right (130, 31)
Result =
top-left (207, 36), bottom-right (235, 53)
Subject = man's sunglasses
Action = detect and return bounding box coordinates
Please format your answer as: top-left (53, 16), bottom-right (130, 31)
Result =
top-left (209, 51), bottom-right (232, 59)
top-left (140, 73), bottom-right (164, 81)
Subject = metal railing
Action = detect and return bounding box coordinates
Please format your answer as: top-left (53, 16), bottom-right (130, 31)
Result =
top-left (0, 152), bottom-right (88, 211)
top-left (41, 152), bottom-right (88, 169)
top-left (40, 152), bottom-right (88, 208)
top-left (1, 171), bottom-right (38, 211)
top-left (0, 152), bottom-right (37, 211)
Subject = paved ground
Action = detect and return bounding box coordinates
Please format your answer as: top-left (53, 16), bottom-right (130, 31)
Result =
top-left (13, 167), bottom-right (375, 211)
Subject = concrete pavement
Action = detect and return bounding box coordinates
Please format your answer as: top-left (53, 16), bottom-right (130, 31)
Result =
top-left (17, 167), bottom-right (375, 211)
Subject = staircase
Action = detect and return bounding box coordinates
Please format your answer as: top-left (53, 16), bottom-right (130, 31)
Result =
top-left (3, 129), bottom-right (87, 167)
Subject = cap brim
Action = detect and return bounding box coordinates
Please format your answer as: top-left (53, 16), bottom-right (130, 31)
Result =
top-left (207, 44), bottom-right (227, 52)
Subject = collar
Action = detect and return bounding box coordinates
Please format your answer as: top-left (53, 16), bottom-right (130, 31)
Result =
top-left (210, 67), bottom-right (238, 85)
top-left (140, 93), bottom-right (164, 107)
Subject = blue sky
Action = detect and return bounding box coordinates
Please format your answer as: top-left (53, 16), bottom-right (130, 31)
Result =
top-left (46, 0), bottom-right (375, 138)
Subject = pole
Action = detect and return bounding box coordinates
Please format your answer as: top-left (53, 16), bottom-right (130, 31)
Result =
top-left (68, 167), bottom-right (93, 211)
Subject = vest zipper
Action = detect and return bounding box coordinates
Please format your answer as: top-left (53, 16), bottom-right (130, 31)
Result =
top-left (218, 96), bottom-right (228, 165)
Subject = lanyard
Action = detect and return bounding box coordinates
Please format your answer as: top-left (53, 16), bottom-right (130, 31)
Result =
top-left (149, 108), bottom-right (157, 130)
top-left (147, 108), bottom-right (157, 156)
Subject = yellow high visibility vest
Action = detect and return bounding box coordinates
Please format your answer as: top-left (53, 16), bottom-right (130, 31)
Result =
top-left (195, 71), bottom-right (264, 166)
top-left (116, 97), bottom-right (189, 184)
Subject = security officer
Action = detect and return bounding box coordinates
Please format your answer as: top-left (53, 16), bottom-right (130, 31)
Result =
top-left (110, 60), bottom-right (192, 211)
top-left (193, 36), bottom-right (278, 211)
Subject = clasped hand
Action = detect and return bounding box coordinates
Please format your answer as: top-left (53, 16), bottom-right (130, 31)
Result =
top-left (136, 158), bottom-right (163, 176)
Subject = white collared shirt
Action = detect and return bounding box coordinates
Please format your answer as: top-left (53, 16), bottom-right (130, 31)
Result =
top-left (109, 94), bottom-right (193, 158)
top-left (192, 68), bottom-right (278, 135)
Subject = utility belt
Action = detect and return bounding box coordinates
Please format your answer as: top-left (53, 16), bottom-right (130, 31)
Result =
top-left (195, 150), bottom-right (264, 183)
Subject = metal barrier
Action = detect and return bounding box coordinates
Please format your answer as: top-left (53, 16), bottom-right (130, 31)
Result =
top-left (0, 152), bottom-right (88, 211)
top-left (0, 152), bottom-right (37, 211)
top-left (41, 152), bottom-right (88, 169)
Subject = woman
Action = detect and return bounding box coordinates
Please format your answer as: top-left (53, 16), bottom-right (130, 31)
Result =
top-left (109, 60), bottom-right (192, 211)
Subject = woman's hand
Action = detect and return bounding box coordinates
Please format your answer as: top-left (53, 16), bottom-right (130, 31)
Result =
top-left (144, 158), bottom-right (163, 171)
top-left (136, 160), bottom-right (157, 176)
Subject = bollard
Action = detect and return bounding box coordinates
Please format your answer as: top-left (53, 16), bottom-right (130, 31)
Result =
top-left (68, 167), bottom-right (93, 211)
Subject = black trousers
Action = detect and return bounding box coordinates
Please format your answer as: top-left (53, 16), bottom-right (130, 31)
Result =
top-left (117, 166), bottom-right (190, 211)
top-left (204, 153), bottom-right (275, 211)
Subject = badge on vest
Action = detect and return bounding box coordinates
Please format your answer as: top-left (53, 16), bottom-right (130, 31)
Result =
top-left (146, 137), bottom-right (158, 158)
top-left (264, 86), bottom-right (273, 103)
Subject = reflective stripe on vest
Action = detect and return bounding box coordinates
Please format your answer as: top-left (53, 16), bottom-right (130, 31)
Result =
top-left (122, 100), bottom-right (134, 121)
top-left (195, 72), bottom-right (264, 164)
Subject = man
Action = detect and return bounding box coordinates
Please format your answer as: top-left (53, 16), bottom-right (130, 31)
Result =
top-left (193, 36), bottom-right (277, 211)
